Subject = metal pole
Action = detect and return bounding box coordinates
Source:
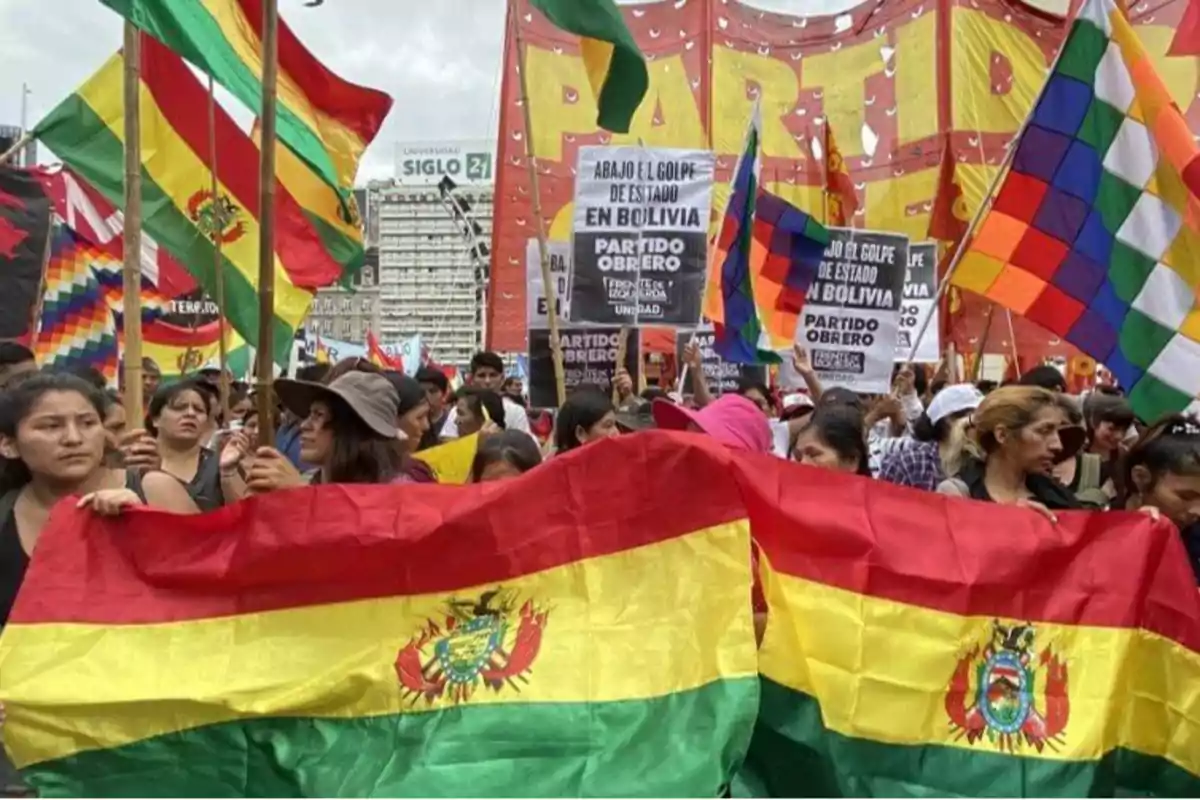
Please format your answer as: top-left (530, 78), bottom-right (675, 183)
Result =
top-left (511, 1), bottom-right (566, 406)
top-left (19, 83), bottom-right (30, 167)
top-left (207, 74), bottom-right (232, 424)
top-left (255, 0), bottom-right (279, 446)
top-left (121, 23), bottom-right (144, 421)
top-left (0, 134), bottom-right (30, 167)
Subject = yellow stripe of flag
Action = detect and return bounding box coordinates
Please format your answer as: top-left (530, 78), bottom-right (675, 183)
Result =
top-left (1, 521), bottom-right (755, 768)
top-left (758, 562), bottom-right (1200, 777)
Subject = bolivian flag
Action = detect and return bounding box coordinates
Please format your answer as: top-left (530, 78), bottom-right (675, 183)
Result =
top-left (0, 434), bottom-right (758, 797)
top-left (34, 35), bottom-right (335, 367)
top-left (98, 0), bottom-right (392, 197)
top-left (736, 464), bottom-right (1200, 796)
top-left (528, 0), bottom-right (648, 134)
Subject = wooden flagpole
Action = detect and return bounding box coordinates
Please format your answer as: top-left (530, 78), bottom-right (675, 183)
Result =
top-left (121, 22), bottom-right (145, 421)
top-left (510, 0), bottom-right (566, 406)
top-left (255, 0), bottom-right (279, 446)
top-left (206, 74), bottom-right (231, 424)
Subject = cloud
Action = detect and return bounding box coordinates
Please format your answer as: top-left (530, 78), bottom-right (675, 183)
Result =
top-left (0, 0), bottom-right (505, 183)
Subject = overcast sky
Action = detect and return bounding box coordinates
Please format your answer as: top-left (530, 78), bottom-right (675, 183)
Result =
top-left (0, 0), bottom-right (1063, 182)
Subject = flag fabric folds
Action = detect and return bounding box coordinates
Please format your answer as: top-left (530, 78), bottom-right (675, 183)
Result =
top-left (34, 34), bottom-right (333, 367)
top-left (528, 0), bottom-right (649, 134)
top-left (97, 0), bottom-right (392, 198)
top-left (36, 166), bottom-right (197, 299)
top-left (734, 455), bottom-right (1200, 797)
top-left (0, 434), bottom-right (759, 797)
top-left (33, 224), bottom-right (222, 385)
top-left (928, 135), bottom-right (970, 242)
top-left (0, 166), bottom-right (53, 342)
top-left (704, 111), bottom-right (829, 364)
top-left (366, 331), bottom-right (400, 370)
top-left (2, 433), bottom-right (1199, 796)
top-left (822, 125), bottom-right (859, 227)
top-left (33, 227), bottom-right (121, 384)
top-left (950, 0), bottom-right (1200, 421)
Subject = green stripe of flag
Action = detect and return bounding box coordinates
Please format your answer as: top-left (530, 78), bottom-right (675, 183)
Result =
top-left (38, 93), bottom-right (294, 366)
top-left (24, 680), bottom-right (758, 798)
top-left (736, 679), bottom-right (1200, 798)
top-left (98, 0), bottom-right (342, 196)
top-left (528, 0), bottom-right (649, 134)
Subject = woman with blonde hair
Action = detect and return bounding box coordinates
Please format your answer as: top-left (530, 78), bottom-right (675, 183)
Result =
top-left (937, 385), bottom-right (1080, 514)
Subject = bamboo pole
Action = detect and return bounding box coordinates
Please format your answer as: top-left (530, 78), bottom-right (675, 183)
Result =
top-left (612, 327), bottom-right (629, 406)
top-left (255, 0), bottom-right (279, 446)
top-left (971, 304), bottom-right (995, 383)
top-left (121, 23), bottom-right (144, 421)
top-left (511, 1), bottom-right (566, 406)
top-left (1004, 308), bottom-right (1020, 377)
top-left (206, 74), bottom-right (231, 424)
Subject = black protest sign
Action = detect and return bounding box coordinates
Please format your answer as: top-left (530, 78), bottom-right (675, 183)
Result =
top-left (800, 228), bottom-right (908, 394)
top-left (528, 327), bottom-right (641, 409)
top-left (674, 330), bottom-right (767, 396)
top-left (895, 242), bottom-right (940, 362)
top-left (570, 146), bottom-right (713, 326)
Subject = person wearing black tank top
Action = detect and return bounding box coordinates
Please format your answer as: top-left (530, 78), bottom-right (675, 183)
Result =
top-left (0, 373), bottom-right (198, 790)
top-left (146, 381), bottom-right (224, 511)
top-left (0, 373), bottom-right (198, 625)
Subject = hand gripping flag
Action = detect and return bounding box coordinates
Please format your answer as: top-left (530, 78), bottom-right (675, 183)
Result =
top-left (950, 0), bottom-right (1200, 420)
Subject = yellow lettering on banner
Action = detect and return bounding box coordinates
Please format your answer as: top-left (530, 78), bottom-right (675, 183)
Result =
top-left (526, 48), bottom-right (705, 163)
top-left (951, 9), bottom-right (1043, 134)
top-left (609, 57), bottom-right (706, 150)
top-left (894, 14), bottom-right (939, 147)
top-left (526, 46), bottom-right (597, 162)
top-left (1139, 25), bottom-right (1199, 110)
top-left (864, 167), bottom-right (939, 239)
top-left (800, 38), bottom-right (885, 159)
top-left (712, 47), bottom-right (805, 160)
top-left (762, 182), bottom-right (824, 221)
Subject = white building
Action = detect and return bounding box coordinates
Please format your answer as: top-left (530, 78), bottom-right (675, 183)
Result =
top-left (374, 140), bottom-right (495, 369)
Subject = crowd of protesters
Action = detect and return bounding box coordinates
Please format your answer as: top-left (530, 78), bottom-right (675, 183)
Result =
top-left (0, 335), bottom-right (1199, 794)
top-left (1, 336), bottom-right (1198, 625)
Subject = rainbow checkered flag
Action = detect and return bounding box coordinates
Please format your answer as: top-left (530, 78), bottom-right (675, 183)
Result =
top-left (703, 109), bottom-right (829, 364)
top-left (952, 0), bottom-right (1200, 421)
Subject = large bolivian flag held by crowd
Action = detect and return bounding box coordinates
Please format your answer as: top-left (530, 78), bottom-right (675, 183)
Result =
top-left (0, 434), bottom-right (759, 797)
top-left (734, 457), bottom-right (1200, 796)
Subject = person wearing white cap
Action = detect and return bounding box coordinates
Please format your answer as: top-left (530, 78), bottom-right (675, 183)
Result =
top-left (878, 383), bottom-right (984, 492)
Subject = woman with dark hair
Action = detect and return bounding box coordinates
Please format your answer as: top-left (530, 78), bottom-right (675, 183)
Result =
top-left (1050, 395), bottom-right (1106, 508)
top-left (791, 406), bottom-right (872, 476)
top-left (147, 380), bottom-right (223, 511)
top-left (1118, 416), bottom-right (1200, 583)
top-left (0, 373), bottom-right (196, 622)
top-left (454, 387), bottom-right (507, 438)
top-left (937, 386), bottom-right (1079, 514)
top-left (224, 372), bottom-right (407, 495)
top-left (470, 430), bottom-right (543, 483)
top-left (1083, 393), bottom-right (1135, 481)
top-left (554, 389), bottom-right (618, 454)
top-left (382, 372), bottom-right (431, 451)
